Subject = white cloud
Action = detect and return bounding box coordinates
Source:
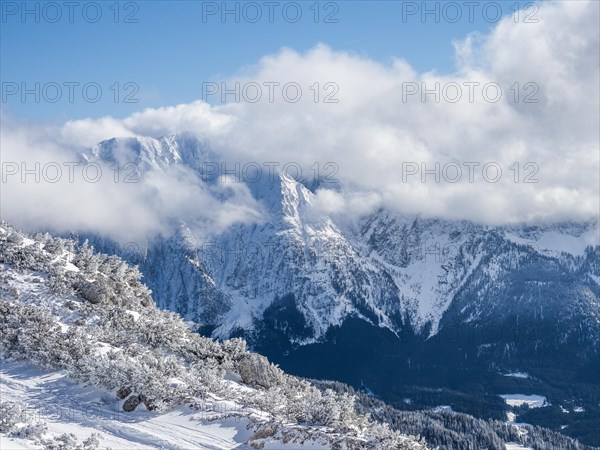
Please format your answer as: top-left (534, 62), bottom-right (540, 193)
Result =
top-left (1, 0), bottom-right (598, 239)
top-left (0, 116), bottom-right (265, 243)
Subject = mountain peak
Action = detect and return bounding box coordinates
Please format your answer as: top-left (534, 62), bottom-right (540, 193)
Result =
top-left (84, 133), bottom-right (211, 174)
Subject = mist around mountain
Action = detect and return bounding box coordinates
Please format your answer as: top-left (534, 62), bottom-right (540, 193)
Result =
top-left (69, 133), bottom-right (600, 446)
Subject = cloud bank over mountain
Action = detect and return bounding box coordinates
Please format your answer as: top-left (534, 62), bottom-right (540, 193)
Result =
top-left (1, 0), bottom-right (598, 241)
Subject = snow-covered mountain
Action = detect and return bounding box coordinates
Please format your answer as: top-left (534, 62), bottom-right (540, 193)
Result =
top-left (3, 223), bottom-right (596, 450)
top-left (79, 134), bottom-right (600, 345)
top-left (60, 133), bottom-right (600, 445)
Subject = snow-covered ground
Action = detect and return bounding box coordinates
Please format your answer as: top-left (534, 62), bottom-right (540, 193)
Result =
top-left (500, 394), bottom-right (548, 427)
top-left (500, 394), bottom-right (548, 409)
top-left (0, 359), bottom-right (325, 450)
top-left (430, 405), bottom-right (453, 413)
top-left (504, 226), bottom-right (599, 257)
top-left (501, 372), bottom-right (530, 379)
top-left (505, 443), bottom-right (533, 450)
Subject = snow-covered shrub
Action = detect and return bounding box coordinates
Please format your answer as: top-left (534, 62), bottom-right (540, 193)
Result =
top-left (237, 353), bottom-right (282, 388)
top-left (0, 401), bottom-right (28, 433)
top-left (82, 432), bottom-right (101, 450)
top-left (42, 433), bottom-right (79, 450)
top-left (30, 431), bottom-right (101, 450)
top-left (221, 337), bottom-right (247, 360)
top-left (0, 222), bottom-right (432, 449)
top-left (14, 421), bottom-right (48, 440)
top-left (0, 400), bottom-right (49, 441)
top-left (74, 280), bottom-right (108, 304)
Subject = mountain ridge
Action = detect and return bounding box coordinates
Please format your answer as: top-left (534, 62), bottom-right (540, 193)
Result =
top-left (57, 133), bottom-right (600, 444)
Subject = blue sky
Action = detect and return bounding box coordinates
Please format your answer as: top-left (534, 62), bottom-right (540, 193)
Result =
top-left (2, 1), bottom-right (598, 231)
top-left (1, 0), bottom-right (538, 122)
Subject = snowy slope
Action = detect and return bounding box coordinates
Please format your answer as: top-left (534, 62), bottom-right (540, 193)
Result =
top-left (0, 222), bottom-right (429, 450)
top-left (1, 360), bottom-right (258, 450)
top-left (2, 206), bottom-right (596, 448)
